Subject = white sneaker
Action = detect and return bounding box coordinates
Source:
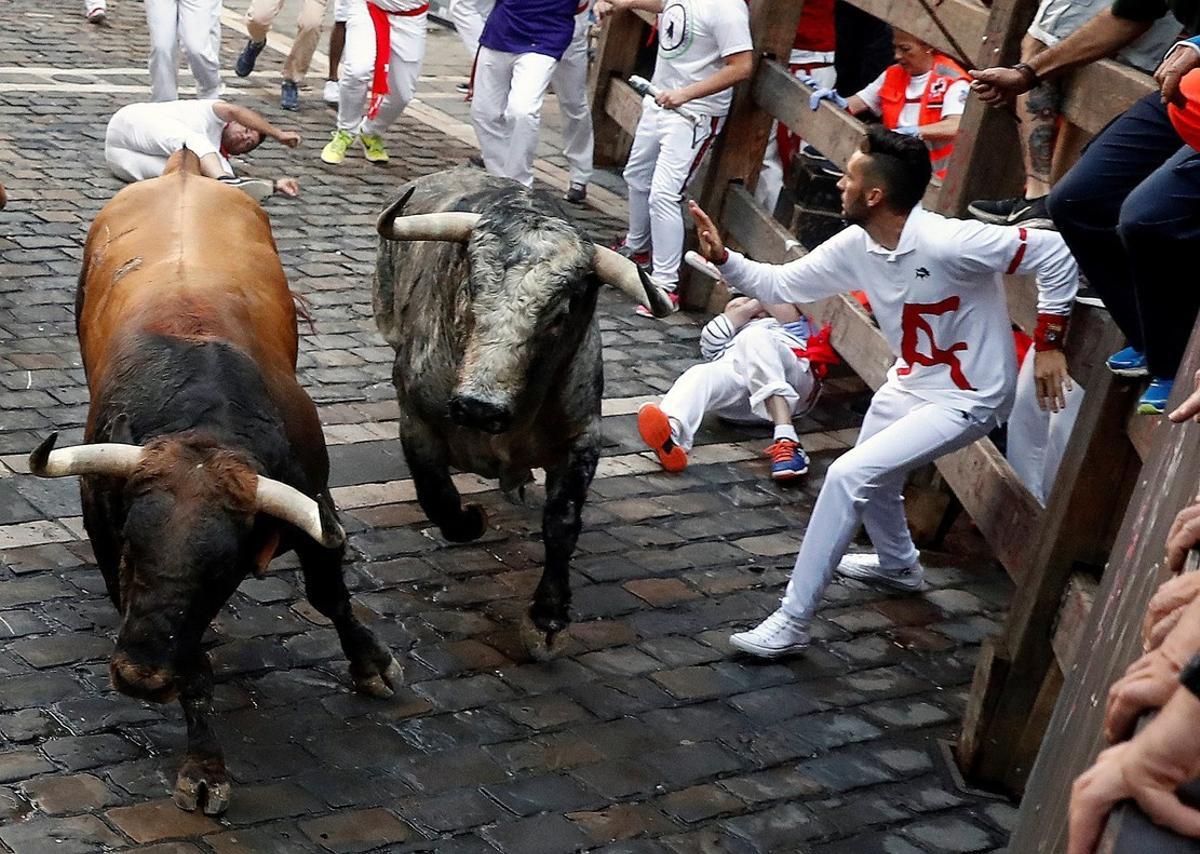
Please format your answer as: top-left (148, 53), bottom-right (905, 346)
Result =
top-left (85, 0), bottom-right (106, 22)
top-left (684, 250), bottom-right (724, 282)
top-left (835, 553), bottom-right (924, 591)
top-left (729, 608), bottom-right (811, 659)
top-left (323, 80), bottom-right (340, 105)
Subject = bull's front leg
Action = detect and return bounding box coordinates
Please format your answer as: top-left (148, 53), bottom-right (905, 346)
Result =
top-left (296, 534), bottom-right (403, 698)
top-left (400, 418), bottom-right (487, 542)
top-left (526, 434), bottom-right (600, 657)
top-left (173, 653), bottom-right (231, 815)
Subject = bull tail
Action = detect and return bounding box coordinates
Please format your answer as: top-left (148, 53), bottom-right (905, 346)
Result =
top-left (376, 187), bottom-right (416, 237)
top-left (291, 290), bottom-right (316, 335)
top-left (163, 148), bottom-right (203, 176)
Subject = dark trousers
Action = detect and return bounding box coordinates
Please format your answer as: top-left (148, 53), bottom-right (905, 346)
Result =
top-left (1048, 92), bottom-right (1200, 380)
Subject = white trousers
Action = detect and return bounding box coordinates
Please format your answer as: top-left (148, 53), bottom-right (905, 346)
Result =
top-left (338, 0), bottom-right (426, 134)
top-left (660, 325), bottom-right (817, 451)
top-left (146, 0), bottom-right (222, 102)
top-left (755, 59), bottom-right (836, 213)
top-left (550, 18), bottom-right (593, 185)
top-left (1006, 354), bottom-right (1083, 506)
top-left (781, 382), bottom-right (993, 620)
top-left (624, 101), bottom-right (724, 289)
top-left (450, 0), bottom-right (493, 56)
top-left (471, 48), bottom-right (558, 188)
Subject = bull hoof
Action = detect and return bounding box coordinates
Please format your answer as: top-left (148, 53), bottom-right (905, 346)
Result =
top-left (440, 504), bottom-right (487, 543)
top-left (519, 611), bottom-right (564, 662)
top-left (353, 655), bottom-right (405, 699)
top-left (174, 757), bottom-right (231, 816)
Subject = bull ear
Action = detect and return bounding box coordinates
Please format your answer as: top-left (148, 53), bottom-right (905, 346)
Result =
top-left (109, 414), bottom-right (134, 445)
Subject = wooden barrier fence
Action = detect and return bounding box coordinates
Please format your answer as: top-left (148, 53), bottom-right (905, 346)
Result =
top-left (588, 0), bottom-right (1193, 832)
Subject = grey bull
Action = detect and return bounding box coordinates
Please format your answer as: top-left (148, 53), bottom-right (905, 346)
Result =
top-left (373, 168), bottom-right (671, 655)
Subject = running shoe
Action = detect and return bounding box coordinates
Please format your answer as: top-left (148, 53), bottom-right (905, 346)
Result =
top-left (637, 403), bottom-right (687, 472)
top-left (835, 553), bottom-right (925, 591)
top-left (1137, 377), bottom-right (1173, 415)
top-left (1106, 346), bottom-right (1149, 378)
top-left (280, 80), bottom-right (300, 111)
top-left (765, 438), bottom-right (809, 480)
top-left (321, 129), bottom-right (354, 165)
top-left (729, 608), bottom-right (811, 658)
top-left (360, 133), bottom-right (389, 164)
top-left (967, 195), bottom-right (1055, 229)
top-left (236, 39), bottom-right (266, 78)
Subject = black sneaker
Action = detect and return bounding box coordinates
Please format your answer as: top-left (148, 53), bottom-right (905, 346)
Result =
top-left (280, 80), bottom-right (300, 111)
top-left (235, 38), bottom-right (266, 78)
top-left (1075, 273), bottom-right (1104, 308)
top-left (967, 195), bottom-right (1055, 229)
top-left (564, 183), bottom-right (587, 204)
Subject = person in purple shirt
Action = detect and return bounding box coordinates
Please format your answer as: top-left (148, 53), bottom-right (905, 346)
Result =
top-left (470, 0), bottom-right (579, 187)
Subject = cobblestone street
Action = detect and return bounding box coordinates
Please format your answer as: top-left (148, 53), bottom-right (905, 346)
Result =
top-left (0, 3), bottom-right (1016, 851)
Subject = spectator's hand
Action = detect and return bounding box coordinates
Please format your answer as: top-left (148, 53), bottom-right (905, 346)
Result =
top-left (274, 178), bottom-right (301, 197)
top-left (723, 297), bottom-right (764, 328)
top-left (1167, 498), bottom-right (1200, 574)
top-left (594, 0), bottom-right (616, 19)
top-left (1107, 604), bottom-right (1200, 741)
top-left (1034, 349), bottom-right (1071, 413)
top-left (809, 87), bottom-right (849, 112)
top-left (688, 200), bottom-right (727, 264)
top-left (894, 124), bottom-right (922, 138)
top-left (275, 130), bottom-right (302, 148)
top-left (1070, 690), bottom-right (1200, 854)
top-left (1169, 369), bottom-right (1200, 423)
top-left (1144, 571), bottom-right (1200, 651)
top-left (656, 88), bottom-right (690, 109)
top-left (968, 66), bottom-right (1030, 106)
top-left (1155, 44), bottom-right (1200, 106)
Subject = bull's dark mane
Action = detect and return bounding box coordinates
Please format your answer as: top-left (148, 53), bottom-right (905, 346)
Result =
top-left (95, 333), bottom-right (302, 488)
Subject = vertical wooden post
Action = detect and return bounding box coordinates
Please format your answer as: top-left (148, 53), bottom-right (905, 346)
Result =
top-left (934, 0), bottom-right (1039, 216)
top-left (685, 0), bottom-right (806, 309)
top-left (587, 11), bottom-right (649, 167)
top-left (957, 305), bottom-right (1138, 791)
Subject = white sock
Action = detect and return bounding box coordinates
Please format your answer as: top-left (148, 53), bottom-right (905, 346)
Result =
top-left (773, 424), bottom-right (798, 443)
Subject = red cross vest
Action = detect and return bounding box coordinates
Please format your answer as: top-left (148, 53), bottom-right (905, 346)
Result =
top-left (877, 54), bottom-right (969, 181)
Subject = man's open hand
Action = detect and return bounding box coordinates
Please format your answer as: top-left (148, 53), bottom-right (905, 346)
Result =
top-left (274, 177), bottom-right (300, 197)
top-left (1035, 349), bottom-right (1071, 413)
top-left (688, 200), bottom-right (727, 264)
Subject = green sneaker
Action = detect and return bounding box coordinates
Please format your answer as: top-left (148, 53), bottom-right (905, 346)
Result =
top-left (321, 129), bottom-right (354, 165)
top-left (360, 133), bottom-right (389, 164)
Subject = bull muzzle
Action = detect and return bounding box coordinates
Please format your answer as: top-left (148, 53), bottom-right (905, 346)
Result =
top-left (448, 394), bottom-right (513, 434)
top-left (110, 652), bottom-right (179, 703)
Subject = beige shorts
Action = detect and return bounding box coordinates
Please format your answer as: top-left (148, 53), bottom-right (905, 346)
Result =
top-left (1028, 0), bottom-right (1183, 73)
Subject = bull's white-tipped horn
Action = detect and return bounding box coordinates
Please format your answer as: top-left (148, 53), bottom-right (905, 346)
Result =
top-left (592, 246), bottom-right (676, 318)
top-left (28, 433), bottom-right (144, 479)
top-left (378, 211), bottom-right (481, 243)
top-left (255, 477), bottom-right (345, 549)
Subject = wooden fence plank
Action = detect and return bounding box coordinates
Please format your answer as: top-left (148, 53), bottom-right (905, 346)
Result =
top-left (603, 77), bottom-right (643, 138)
top-left (839, 0), bottom-right (987, 67)
top-left (1008, 326), bottom-right (1200, 850)
top-left (1062, 60), bottom-right (1155, 136)
top-left (587, 10), bottom-right (648, 166)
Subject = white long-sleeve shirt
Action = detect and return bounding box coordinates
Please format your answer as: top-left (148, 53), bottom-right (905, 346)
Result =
top-left (718, 206), bottom-right (1078, 421)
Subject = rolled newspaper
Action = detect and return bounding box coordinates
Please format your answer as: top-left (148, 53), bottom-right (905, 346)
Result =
top-left (629, 75), bottom-right (705, 126)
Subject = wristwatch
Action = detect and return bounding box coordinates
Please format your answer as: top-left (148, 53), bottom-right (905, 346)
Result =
top-left (1012, 62), bottom-right (1040, 88)
top-left (1180, 651), bottom-right (1200, 699)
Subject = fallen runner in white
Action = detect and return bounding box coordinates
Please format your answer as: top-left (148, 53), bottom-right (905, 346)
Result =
top-left (690, 127), bottom-right (1077, 659)
top-left (105, 100), bottom-right (303, 201)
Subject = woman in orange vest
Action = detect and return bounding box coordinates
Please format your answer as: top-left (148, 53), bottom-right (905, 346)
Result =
top-left (810, 30), bottom-right (970, 181)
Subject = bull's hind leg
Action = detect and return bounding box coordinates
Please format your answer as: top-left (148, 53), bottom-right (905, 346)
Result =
top-left (525, 436), bottom-right (600, 658)
top-left (296, 535), bottom-right (403, 698)
top-left (400, 420), bottom-right (487, 542)
top-left (174, 653), bottom-right (231, 815)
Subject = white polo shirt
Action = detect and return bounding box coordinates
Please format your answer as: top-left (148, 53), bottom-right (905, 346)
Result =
top-left (718, 206), bottom-right (1078, 421)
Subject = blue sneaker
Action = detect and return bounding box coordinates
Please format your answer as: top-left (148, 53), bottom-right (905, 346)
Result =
top-left (766, 438), bottom-right (809, 480)
top-left (1137, 378), bottom-right (1173, 415)
top-left (280, 80), bottom-right (299, 111)
top-left (235, 39), bottom-right (266, 78)
top-left (1107, 346), bottom-right (1149, 378)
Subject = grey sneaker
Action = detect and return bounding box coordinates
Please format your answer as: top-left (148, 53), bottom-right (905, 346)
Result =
top-left (280, 80), bottom-right (300, 111)
top-left (217, 175), bottom-right (274, 202)
top-left (835, 553), bottom-right (924, 591)
top-left (729, 608), bottom-right (811, 659)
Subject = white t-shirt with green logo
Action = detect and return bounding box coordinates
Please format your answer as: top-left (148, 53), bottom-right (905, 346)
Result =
top-left (650, 0), bottom-right (753, 118)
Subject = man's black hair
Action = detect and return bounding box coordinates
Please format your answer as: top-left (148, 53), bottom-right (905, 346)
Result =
top-left (857, 125), bottom-right (932, 213)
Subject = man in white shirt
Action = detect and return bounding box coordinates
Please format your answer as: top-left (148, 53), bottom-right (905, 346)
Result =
top-left (551, 1), bottom-right (596, 203)
top-left (105, 100), bottom-right (302, 200)
top-left (597, 0), bottom-right (753, 314)
top-left (690, 127), bottom-right (1077, 658)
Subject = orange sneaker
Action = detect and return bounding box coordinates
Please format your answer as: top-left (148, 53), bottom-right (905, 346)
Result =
top-left (638, 403), bottom-right (687, 472)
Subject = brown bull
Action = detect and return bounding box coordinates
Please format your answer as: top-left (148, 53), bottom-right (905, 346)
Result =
top-left (28, 150), bottom-right (401, 815)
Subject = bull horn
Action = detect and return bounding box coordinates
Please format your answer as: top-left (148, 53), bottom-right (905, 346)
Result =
top-left (255, 477), bottom-right (345, 549)
top-left (28, 433), bottom-right (144, 478)
top-left (592, 246), bottom-right (676, 318)
top-left (378, 211), bottom-right (481, 243)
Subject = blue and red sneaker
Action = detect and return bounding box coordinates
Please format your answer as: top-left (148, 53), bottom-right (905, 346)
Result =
top-left (766, 438), bottom-right (809, 480)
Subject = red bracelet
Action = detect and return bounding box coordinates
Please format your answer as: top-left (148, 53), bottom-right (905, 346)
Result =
top-left (1034, 312), bottom-right (1068, 351)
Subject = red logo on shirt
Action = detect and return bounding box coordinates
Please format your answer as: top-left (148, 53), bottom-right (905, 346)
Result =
top-left (897, 297), bottom-right (973, 390)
